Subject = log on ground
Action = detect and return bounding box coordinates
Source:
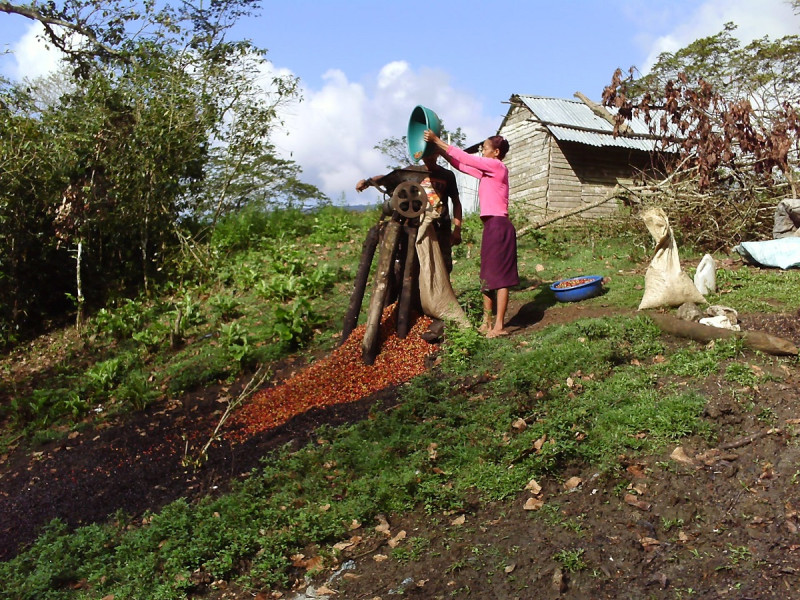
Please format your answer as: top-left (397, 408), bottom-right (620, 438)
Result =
top-left (648, 312), bottom-right (798, 356)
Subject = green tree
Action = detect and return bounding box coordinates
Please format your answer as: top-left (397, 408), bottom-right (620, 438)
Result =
top-left (0, 81), bottom-right (72, 342)
top-left (603, 23), bottom-right (800, 193)
top-left (0, 0), bottom-right (322, 342)
top-left (601, 23), bottom-right (800, 250)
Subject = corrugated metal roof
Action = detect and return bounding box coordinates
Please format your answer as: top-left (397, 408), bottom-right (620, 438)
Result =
top-left (514, 95), bottom-right (667, 152)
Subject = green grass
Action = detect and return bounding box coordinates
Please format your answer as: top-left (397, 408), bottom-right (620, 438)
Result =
top-left (1, 216), bottom-right (798, 598)
top-left (713, 266), bottom-right (800, 312)
top-left (0, 315), bottom-right (714, 597)
top-left (553, 548), bottom-right (588, 573)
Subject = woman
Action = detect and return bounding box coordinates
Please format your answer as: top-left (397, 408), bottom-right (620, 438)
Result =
top-left (423, 130), bottom-right (519, 337)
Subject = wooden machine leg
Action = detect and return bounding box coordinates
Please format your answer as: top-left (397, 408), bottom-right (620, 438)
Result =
top-left (362, 220), bottom-right (401, 365)
top-left (396, 224), bottom-right (418, 339)
top-left (341, 223), bottom-right (381, 345)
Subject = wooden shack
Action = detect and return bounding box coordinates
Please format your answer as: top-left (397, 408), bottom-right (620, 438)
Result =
top-left (498, 93), bottom-right (669, 220)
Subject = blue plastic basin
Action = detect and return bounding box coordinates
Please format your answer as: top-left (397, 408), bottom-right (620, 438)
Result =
top-left (407, 105), bottom-right (442, 162)
top-left (550, 275), bottom-right (604, 302)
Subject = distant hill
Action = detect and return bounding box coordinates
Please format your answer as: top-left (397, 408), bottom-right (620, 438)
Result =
top-left (346, 204), bottom-right (379, 213)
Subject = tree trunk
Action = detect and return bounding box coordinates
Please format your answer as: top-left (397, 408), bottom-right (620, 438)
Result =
top-left (141, 213), bottom-right (149, 296)
top-left (648, 312), bottom-right (798, 356)
top-left (396, 224), bottom-right (418, 339)
top-left (341, 223), bottom-right (381, 344)
top-left (75, 240), bottom-right (84, 335)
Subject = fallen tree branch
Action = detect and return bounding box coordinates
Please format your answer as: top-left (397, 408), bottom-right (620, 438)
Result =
top-left (186, 363), bottom-right (272, 468)
top-left (517, 186), bottom-right (623, 237)
top-left (719, 430), bottom-right (775, 450)
top-left (647, 313), bottom-right (798, 356)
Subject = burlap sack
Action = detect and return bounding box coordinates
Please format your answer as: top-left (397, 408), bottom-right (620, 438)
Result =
top-left (638, 207), bottom-right (706, 310)
top-left (416, 209), bottom-right (470, 327)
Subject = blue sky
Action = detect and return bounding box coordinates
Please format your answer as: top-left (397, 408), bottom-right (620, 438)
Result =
top-left (2, 0), bottom-right (799, 205)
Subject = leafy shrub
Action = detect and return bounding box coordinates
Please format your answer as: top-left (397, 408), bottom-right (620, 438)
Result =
top-left (211, 207), bottom-right (272, 252)
top-left (220, 322), bottom-right (251, 363)
top-left (116, 371), bottom-right (159, 411)
top-left (208, 293), bottom-right (241, 321)
top-left (457, 288), bottom-right (485, 326)
top-left (272, 298), bottom-right (322, 348)
top-left (216, 254), bottom-right (262, 290)
top-left (441, 325), bottom-right (488, 374)
top-left (0, 519), bottom-right (112, 599)
top-left (254, 273), bottom-right (302, 302)
top-left (8, 388), bottom-right (88, 427)
top-left (132, 322), bottom-right (170, 353)
top-left (173, 293), bottom-right (205, 330)
top-left (85, 357), bottom-right (125, 393)
top-left (92, 307), bottom-right (132, 339)
top-left (92, 298), bottom-right (157, 340)
top-left (302, 264), bottom-right (337, 294)
top-left (307, 205), bottom-right (354, 244)
top-left (211, 206), bottom-right (313, 252)
top-left (0, 318), bottom-right (19, 348)
top-left (255, 264), bottom-right (337, 302)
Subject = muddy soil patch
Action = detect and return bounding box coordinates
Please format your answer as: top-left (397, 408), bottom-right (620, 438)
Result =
top-left (1, 303), bottom-right (798, 600)
top-left (0, 368), bottom-right (400, 561)
top-left (282, 371), bottom-right (800, 600)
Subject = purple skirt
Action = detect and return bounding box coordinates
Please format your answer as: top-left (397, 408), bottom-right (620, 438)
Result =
top-left (480, 216), bottom-right (519, 291)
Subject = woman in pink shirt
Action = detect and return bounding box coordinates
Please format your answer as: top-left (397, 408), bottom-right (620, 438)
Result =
top-left (424, 130), bottom-right (519, 337)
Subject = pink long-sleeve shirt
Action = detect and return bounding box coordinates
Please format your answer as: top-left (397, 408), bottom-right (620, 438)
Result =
top-left (445, 145), bottom-right (509, 217)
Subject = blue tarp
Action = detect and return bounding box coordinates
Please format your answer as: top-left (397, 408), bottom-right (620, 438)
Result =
top-left (733, 237), bottom-right (800, 269)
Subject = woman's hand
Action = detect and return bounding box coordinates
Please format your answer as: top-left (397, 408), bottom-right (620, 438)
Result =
top-left (423, 129), bottom-right (440, 145)
top-left (424, 129), bottom-right (449, 154)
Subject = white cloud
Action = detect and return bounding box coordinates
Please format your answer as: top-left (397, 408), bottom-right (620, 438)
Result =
top-left (274, 60), bottom-right (496, 206)
top-left (642, 0), bottom-right (800, 73)
top-left (9, 22), bottom-right (65, 81)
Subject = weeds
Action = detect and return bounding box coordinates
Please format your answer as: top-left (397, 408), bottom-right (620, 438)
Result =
top-left (391, 537), bottom-right (430, 564)
top-left (271, 297), bottom-right (322, 349)
top-left (441, 325), bottom-right (488, 374)
top-left (553, 548), bottom-right (587, 573)
top-left (3, 220), bottom-right (798, 598)
top-left (717, 544), bottom-right (752, 570)
top-left (661, 517), bottom-right (685, 531)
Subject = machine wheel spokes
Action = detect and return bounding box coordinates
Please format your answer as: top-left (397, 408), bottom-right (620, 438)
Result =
top-left (391, 181), bottom-right (426, 219)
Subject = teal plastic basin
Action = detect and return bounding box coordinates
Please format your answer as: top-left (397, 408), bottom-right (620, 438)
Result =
top-left (407, 105), bottom-right (442, 162)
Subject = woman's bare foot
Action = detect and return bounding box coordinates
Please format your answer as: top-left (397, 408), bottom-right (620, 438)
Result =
top-left (486, 328), bottom-right (509, 338)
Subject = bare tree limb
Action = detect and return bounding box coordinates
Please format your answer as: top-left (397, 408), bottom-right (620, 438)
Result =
top-left (0, 1), bottom-right (129, 64)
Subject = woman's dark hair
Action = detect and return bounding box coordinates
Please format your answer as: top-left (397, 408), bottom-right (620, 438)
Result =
top-left (486, 135), bottom-right (510, 160)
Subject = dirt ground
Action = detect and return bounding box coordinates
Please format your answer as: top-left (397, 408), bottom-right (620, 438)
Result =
top-left (1, 303), bottom-right (800, 600)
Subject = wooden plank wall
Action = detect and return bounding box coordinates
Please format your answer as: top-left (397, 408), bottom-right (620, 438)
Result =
top-left (559, 142), bottom-right (651, 218)
top-left (501, 106), bottom-right (550, 217)
top-left (546, 140), bottom-right (583, 216)
top-left (501, 104), bottom-right (659, 222)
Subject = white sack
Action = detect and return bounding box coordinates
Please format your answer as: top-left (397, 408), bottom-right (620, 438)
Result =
top-left (694, 253), bottom-right (716, 295)
top-left (638, 207), bottom-right (706, 310)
